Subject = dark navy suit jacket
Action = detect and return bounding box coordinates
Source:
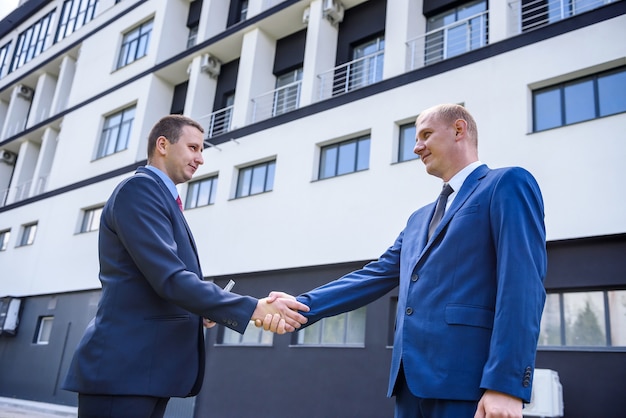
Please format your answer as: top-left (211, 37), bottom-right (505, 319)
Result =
top-left (63, 167), bottom-right (257, 398)
top-left (297, 165), bottom-right (547, 403)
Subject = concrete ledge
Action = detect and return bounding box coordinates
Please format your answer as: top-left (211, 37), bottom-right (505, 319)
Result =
top-left (0, 397), bottom-right (77, 418)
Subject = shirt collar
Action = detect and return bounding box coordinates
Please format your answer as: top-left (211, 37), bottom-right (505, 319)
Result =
top-left (447, 161), bottom-right (483, 193)
top-left (145, 165), bottom-right (179, 200)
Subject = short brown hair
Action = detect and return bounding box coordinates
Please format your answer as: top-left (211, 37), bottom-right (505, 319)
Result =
top-left (147, 115), bottom-right (204, 160)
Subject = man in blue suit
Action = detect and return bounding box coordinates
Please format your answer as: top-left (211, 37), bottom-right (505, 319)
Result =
top-left (264, 104), bottom-right (546, 417)
top-left (63, 115), bottom-right (309, 418)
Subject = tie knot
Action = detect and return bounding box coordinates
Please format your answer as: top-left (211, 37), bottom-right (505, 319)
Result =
top-left (441, 183), bottom-right (454, 197)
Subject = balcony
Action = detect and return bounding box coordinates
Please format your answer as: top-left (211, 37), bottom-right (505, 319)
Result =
top-left (406, 10), bottom-right (489, 72)
top-left (251, 80), bottom-right (302, 123)
top-left (0, 174), bottom-right (48, 207)
top-left (198, 106), bottom-right (234, 139)
top-left (317, 50), bottom-right (384, 100)
top-left (509, 0), bottom-right (619, 33)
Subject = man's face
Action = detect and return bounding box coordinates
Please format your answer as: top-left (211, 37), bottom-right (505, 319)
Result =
top-left (413, 112), bottom-right (458, 181)
top-left (163, 125), bottom-right (204, 184)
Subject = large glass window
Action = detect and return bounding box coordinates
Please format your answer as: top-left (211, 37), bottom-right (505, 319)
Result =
top-left (273, 68), bottom-right (303, 117)
top-left (220, 323), bottom-right (273, 346)
top-left (319, 136), bottom-right (370, 179)
top-left (55, 0), bottom-right (99, 43)
top-left (0, 229), bottom-right (10, 251)
top-left (80, 206), bottom-right (103, 233)
top-left (296, 307), bottom-right (366, 346)
top-left (96, 106), bottom-right (136, 158)
top-left (539, 290), bottom-right (626, 348)
top-left (17, 222), bottom-right (37, 247)
top-left (186, 176), bottom-right (218, 209)
top-left (0, 42), bottom-right (11, 79)
top-left (533, 66), bottom-right (626, 132)
top-left (35, 316), bottom-right (54, 344)
top-left (350, 36), bottom-right (385, 90)
top-left (10, 11), bottom-right (55, 73)
top-left (236, 160), bottom-right (276, 198)
top-left (116, 19), bottom-right (153, 69)
top-left (398, 123), bottom-right (419, 163)
top-left (425, 0), bottom-right (487, 65)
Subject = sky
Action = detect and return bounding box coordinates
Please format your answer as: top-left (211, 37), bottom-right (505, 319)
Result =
top-left (0, 0), bottom-right (20, 21)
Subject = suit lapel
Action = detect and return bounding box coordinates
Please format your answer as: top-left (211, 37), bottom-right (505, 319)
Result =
top-left (420, 164), bottom-right (490, 256)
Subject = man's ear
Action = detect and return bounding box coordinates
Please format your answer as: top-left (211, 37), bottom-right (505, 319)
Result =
top-left (155, 136), bottom-right (169, 156)
top-left (454, 119), bottom-right (467, 139)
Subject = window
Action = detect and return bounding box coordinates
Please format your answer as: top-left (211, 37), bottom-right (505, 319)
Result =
top-left (35, 316), bottom-right (54, 344)
top-left (425, 0), bottom-right (487, 65)
top-left (398, 123), bottom-right (419, 162)
top-left (17, 222), bottom-right (37, 247)
top-left (186, 176), bottom-right (218, 209)
top-left (238, 0), bottom-right (249, 22)
top-left (539, 290), bottom-right (626, 348)
top-left (187, 25), bottom-right (198, 49)
top-left (116, 19), bottom-right (153, 69)
top-left (273, 68), bottom-right (302, 117)
top-left (0, 229), bottom-right (10, 251)
top-left (80, 206), bottom-right (103, 233)
top-left (533, 66), bottom-right (626, 131)
top-left (0, 42), bottom-right (11, 79)
top-left (10, 11), bottom-right (55, 73)
top-left (220, 322), bottom-right (274, 346)
top-left (350, 36), bottom-right (385, 89)
top-left (96, 106), bottom-right (136, 158)
top-left (55, 0), bottom-right (99, 43)
top-left (319, 136), bottom-right (370, 179)
top-left (521, 0), bottom-right (614, 32)
top-left (236, 160), bottom-right (276, 198)
top-left (296, 307), bottom-right (366, 346)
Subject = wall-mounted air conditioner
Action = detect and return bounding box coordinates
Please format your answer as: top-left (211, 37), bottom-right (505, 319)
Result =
top-left (523, 369), bottom-right (564, 417)
top-left (200, 54), bottom-right (221, 79)
top-left (0, 297), bottom-right (22, 336)
top-left (0, 150), bottom-right (17, 165)
top-left (17, 84), bottom-right (34, 100)
top-left (323, 0), bottom-right (344, 26)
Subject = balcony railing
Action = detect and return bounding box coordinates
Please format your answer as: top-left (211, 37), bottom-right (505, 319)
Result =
top-left (406, 10), bottom-right (488, 72)
top-left (251, 80), bottom-right (302, 123)
top-left (318, 50), bottom-right (384, 100)
top-left (0, 174), bottom-right (48, 207)
top-left (509, 0), bottom-right (619, 33)
top-left (197, 106), bottom-right (234, 139)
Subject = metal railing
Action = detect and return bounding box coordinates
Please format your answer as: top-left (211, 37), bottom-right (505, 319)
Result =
top-left (251, 80), bottom-right (302, 123)
top-left (197, 106), bottom-right (234, 139)
top-left (317, 50), bottom-right (384, 100)
top-left (406, 10), bottom-right (488, 72)
top-left (0, 174), bottom-right (48, 206)
top-left (509, 0), bottom-right (619, 33)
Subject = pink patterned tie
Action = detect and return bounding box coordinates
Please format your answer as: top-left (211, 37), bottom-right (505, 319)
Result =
top-left (176, 195), bottom-right (183, 212)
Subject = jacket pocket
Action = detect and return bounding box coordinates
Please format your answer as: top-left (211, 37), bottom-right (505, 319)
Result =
top-left (445, 304), bottom-right (494, 329)
top-left (144, 314), bottom-right (190, 322)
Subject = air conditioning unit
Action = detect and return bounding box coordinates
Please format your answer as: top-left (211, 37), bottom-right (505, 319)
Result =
top-left (523, 369), bottom-right (564, 417)
top-left (0, 297), bottom-right (22, 336)
top-left (16, 84), bottom-right (34, 100)
top-left (200, 54), bottom-right (221, 79)
top-left (0, 150), bottom-right (17, 165)
top-left (323, 0), bottom-right (344, 26)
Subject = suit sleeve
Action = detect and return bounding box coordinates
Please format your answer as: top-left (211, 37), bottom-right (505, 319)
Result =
top-left (297, 231), bottom-right (402, 326)
top-left (481, 168), bottom-right (547, 402)
top-left (107, 175), bottom-right (256, 333)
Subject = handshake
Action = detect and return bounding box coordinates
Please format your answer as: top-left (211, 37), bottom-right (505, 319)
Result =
top-left (203, 291), bottom-right (309, 335)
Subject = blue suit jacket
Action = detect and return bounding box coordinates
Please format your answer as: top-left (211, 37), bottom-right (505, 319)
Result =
top-left (63, 167), bottom-right (257, 398)
top-left (297, 165), bottom-right (546, 402)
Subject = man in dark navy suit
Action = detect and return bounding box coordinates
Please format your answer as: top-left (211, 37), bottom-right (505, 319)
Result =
top-left (264, 104), bottom-right (547, 418)
top-left (63, 115), bottom-right (308, 418)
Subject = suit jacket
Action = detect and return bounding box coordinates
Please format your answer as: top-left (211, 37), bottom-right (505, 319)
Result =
top-left (297, 164), bottom-right (546, 402)
top-left (63, 167), bottom-right (257, 398)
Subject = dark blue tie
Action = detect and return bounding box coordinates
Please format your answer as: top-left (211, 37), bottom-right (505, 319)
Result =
top-left (428, 183), bottom-right (453, 239)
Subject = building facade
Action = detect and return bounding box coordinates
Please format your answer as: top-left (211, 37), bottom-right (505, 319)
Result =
top-left (0, 0), bottom-right (625, 417)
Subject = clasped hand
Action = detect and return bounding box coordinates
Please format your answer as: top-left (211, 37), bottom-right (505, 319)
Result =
top-left (251, 291), bottom-right (309, 334)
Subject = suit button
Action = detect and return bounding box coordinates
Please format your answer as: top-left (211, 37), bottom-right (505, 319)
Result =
top-left (523, 379), bottom-right (530, 387)
top-left (411, 274), bottom-right (418, 282)
top-left (406, 307), bottom-right (413, 315)
top-left (232, 321), bottom-right (238, 327)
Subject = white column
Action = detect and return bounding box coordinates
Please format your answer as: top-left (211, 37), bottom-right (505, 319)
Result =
top-left (201, 0), bottom-right (230, 40)
top-left (51, 55), bottom-right (76, 115)
top-left (231, 28), bottom-right (276, 128)
top-left (489, 0), bottom-right (512, 43)
top-left (299, 0), bottom-right (339, 106)
top-left (29, 127), bottom-right (58, 197)
top-left (185, 56), bottom-right (219, 130)
top-left (6, 140), bottom-right (40, 203)
top-left (28, 72), bottom-right (57, 127)
top-left (384, 0), bottom-right (423, 78)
